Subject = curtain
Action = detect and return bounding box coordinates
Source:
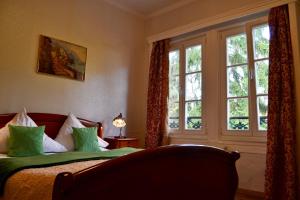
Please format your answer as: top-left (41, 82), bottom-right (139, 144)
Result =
top-left (145, 39), bottom-right (170, 149)
top-left (265, 5), bottom-right (298, 200)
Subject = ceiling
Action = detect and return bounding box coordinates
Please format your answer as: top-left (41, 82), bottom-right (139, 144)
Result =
top-left (105, 0), bottom-right (196, 18)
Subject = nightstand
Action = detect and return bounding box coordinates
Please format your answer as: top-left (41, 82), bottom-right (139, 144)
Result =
top-left (104, 137), bottom-right (139, 149)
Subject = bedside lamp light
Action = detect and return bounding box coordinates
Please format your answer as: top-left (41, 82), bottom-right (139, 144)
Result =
top-left (112, 113), bottom-right (126, 138)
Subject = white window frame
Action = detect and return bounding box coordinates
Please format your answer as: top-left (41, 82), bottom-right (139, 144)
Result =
top-left (168, 35), bottom-right (207, 136)
top-left (219, 17), bottom-right (268, 142)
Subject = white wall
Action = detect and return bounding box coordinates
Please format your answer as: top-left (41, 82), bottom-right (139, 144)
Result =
top-left (146, 0), bottom-right (266, 37)
top-left (289, 1), bottom-right (300, 187)
top-left (0, 0), bottom-right (147, 144)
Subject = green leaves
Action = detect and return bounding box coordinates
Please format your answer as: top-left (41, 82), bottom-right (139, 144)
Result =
top-left (185, 73), bottom-right (201, 100)
top-left (255, 60), bottom-right (269, 95)
top-left (185, 101), bottom-right (202, 130)
top-left (226, 34), bottom-right (248, 66)
top-left (168, 45), bottom-right (203, 130)
top-left (186, 45), bottom-right (201, 72)
top-left (227, 65), bottom-right (249, 97)
top-left (253, 25), bottom-right (270, 59)
top-left (169, 50), bottom-right (180, 129)
top-left (185, 45), bottom-right (202, 130)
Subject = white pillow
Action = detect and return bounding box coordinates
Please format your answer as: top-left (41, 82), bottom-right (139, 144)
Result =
top-left (0, 112), bottom-right (21, 153)
top-left (0, 110), bottom-right (67, 153)
top-left (55, 113), bottom-right (108, 151)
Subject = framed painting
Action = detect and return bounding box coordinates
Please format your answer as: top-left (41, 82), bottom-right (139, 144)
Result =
top-left (37, 35), bottom-right (87, 81)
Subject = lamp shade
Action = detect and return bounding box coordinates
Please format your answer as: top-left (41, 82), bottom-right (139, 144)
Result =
top-left (112, 113), bottom-right (126, 128)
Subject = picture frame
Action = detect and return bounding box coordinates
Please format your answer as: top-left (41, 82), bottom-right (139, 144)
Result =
top-left (37, 35), bottom-right (87, 81)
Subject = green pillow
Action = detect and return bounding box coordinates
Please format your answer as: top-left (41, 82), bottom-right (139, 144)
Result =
top-left (72, 127), bottom-right (100, 152)
top-left (8, 125), bottom-right (44, 157)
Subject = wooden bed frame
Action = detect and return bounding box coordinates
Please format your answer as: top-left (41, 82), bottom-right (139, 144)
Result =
top-left (0, 113), bottom-right (103, 138)
top-left (0, 113), bottom-right (240, 200)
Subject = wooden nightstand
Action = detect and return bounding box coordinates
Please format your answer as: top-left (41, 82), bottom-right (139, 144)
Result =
top-left (104, 137), bottom-right (139, 149)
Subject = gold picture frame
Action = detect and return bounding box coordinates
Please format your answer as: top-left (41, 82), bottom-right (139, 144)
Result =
top-left (37, 35), bottom-right (87, 81)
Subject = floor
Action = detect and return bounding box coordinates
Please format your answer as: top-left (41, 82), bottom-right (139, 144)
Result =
top-left (235, 190), bottom-right (264, 200)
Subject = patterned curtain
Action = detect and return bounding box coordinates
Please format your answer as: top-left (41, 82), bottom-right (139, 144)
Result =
top-left (145, 39), bottom-right (170, 149)
top-left (265, 5), bottom-right (298, 200)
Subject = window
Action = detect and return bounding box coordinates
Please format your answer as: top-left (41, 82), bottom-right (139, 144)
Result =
top-left (221, 20), bottom-right (270, 137)
top-left (168, 37), bottom-right (205, 134)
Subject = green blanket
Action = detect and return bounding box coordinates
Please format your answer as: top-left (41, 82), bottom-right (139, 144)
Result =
top-left (0, 147), bottom-right (138, 195)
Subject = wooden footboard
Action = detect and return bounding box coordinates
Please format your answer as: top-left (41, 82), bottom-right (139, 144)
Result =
top-left (53, 145), bottom-right (240, 200)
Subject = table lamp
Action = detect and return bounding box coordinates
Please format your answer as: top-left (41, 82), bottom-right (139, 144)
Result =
top-left (112, 113), bottom-right (126, 138)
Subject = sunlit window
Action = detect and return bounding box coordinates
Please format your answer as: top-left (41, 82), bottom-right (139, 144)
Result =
top-left (222, 23), bottom-right (269, 135)
top-left (168, 38), bottom-right (204, 133)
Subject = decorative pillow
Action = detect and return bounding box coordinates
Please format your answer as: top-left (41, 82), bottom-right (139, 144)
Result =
top-left (8, 125), bottom-right (44, 157)
top-left (72, 127), bottom-right (100, 152)
top-left (55, 113), bottom-right (108, 151)
top-left (0, 109), bottom-right (67, 153)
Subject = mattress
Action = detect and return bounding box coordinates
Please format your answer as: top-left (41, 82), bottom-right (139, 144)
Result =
top-left (0, 159), bottom-right (108, 200)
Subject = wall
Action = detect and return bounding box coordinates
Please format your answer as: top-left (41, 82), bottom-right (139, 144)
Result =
top-left (145, 0), bottom-right (280, 193)
top-left (296, 0), bottom-right (300, 190)
top-left (146, 0), bottom-right (267, 37)
top-left (288, 0), bottom-right (300, 187)
top-left (0, 0), bottom-right (147, 143)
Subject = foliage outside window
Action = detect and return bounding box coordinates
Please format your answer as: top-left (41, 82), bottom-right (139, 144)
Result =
top-left (169, 51), bottom-right (180, 129)
top-left (223, 22), bottom-right (269, 135)
top-left (168, 39), bottom-right (203, 133)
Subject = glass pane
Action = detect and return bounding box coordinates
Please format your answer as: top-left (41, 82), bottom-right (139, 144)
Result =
top-left (226, 33), bottom-right (248, 66)
top-left (185, 101), bottom-right (201, 130)
top-left (185, 73), bottom-right (201, 101)
top-left (227, 98), bottom-right (249, 130)
top-left (253, 25), bottom-right (270, 59)
top-left (255, 60), bottom-right (269, 95)
top-left (186, 45), bottom-right (201, 73)
top-left (168, 102), bottom-right (179, 129)
top-left (169, 102), bottom-right (179, 117)
top-left (169, 50), bottom-right (180, 76)
top-left (227, 65), bottom-right (248, 97)
top-left (168, 118), bottom-right (179, 129)
top-left (257, 96), bottom-right (268, 131)
top-left (169, 76), bottom-right (179, 102)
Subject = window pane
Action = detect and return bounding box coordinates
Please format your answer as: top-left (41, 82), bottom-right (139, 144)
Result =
top-left (168, 102), bottom-right (179, 129)
top-left (185, 73), bottom-right (201, 101)
top-left (169, 50), bottom-right (180, 76)
top-left (186, 45), bottom-right (201, 73)
top-left (253, 25), bottom-right (270, 59)
top-left (257, 96), bottom-right (268, 131)
top-left (227, 98), bottom-right (249, 130)
top-left (185, 101), bottom-right (201, 130)
top-left (227, 65), bottom-right (248, 97)
top-left (226, 33), bottom-right (248, 66)
top-left (169, 76), bottom-right (179, 102)
top-left (169, 118), bottom-right (179, 129)
top-left (255, 60), bottom-right (269, 95)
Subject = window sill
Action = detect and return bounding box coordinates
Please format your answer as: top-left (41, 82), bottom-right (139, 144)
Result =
top-left (217, 140), bottom-right (266, 154)
top-left (168, 133), bottom-right (208, 140)
top-left (220, 135), bottom-right (267, 143)
top-left (168, 134), bottom-right (266, 154)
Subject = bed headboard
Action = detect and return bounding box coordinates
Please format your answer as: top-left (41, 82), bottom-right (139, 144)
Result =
top-left (0, 113), bottom-right (103, 139)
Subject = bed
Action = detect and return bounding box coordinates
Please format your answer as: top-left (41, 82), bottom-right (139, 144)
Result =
top-left (0, 113), bottom-right (240, 200)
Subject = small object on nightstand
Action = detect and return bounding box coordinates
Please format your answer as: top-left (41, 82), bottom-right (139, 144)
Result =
top-left (112, 113), bottom-right (126, 138)
top-left (104, 137), bottom-right (139, 149)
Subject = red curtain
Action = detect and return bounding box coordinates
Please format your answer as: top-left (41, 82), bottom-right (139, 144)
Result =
top-left (265, 5), bottom-right (298, 200)
top-left (145, 39), bottom-right (170, 149)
